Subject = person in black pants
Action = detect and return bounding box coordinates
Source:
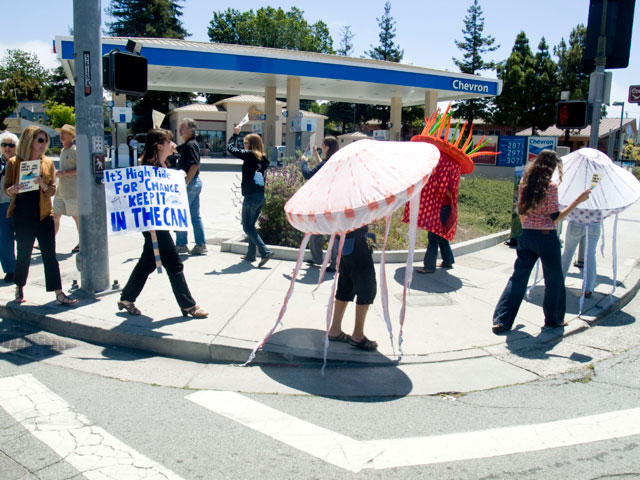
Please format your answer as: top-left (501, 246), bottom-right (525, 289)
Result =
top-left (118, 128), bottom-right (207, 319)
top-left (227, 125), bottom-right (273, 267)
top-left (4, 126), bottom-right (77, 306)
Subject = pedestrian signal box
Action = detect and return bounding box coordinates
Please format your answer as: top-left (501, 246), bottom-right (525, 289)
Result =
top-left (103, 50), bottom-right (147, 96)
top-left (555, 101), bottom-right (590, 129)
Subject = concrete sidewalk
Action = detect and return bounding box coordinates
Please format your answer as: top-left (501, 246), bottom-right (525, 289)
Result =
top-left (2, 192), bottom-right (639, 377)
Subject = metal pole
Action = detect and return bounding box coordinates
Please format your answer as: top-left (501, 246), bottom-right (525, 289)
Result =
top-left (73, 0), bottom-right (110, 293)
top-left (617, 103), bottom-right (625, 160)
top-left (589, 0), bottom-right (608, 148)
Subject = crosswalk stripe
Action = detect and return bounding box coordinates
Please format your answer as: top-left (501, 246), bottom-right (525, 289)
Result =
top-left (186, 390), bottom-right (383, 473)
top-left (0, 374), bottom-right (185, 480)
top-left (187, 390), bottom-right (640, 472)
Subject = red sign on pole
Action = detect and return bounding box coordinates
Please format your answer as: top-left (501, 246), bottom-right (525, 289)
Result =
top-left (629, 85), bottom-right (640, 103)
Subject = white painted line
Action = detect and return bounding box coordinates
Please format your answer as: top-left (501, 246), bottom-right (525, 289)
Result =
top-left (187, 390), bottom-right (640, 472)
top-left (186, 390), bottom-right (383, 473)
top-left (368, 407), bottom-right (640, 469)
top-left (0, 374), bottom-right (185, 480)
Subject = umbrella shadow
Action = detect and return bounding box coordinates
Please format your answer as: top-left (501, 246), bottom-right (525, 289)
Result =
top-left (282, 265), bottom-right (336, 285)
top-left (259, 328), bottom-right (412, 401)
top-left (393, 266), bottom-right (463, 294)
top-left (503, 324), bottom-right (593, 363)
top-left (527, 280), bottom-right (624, 315)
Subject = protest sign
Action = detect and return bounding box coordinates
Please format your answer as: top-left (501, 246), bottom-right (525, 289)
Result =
top-left (104, 165), bottom-right (191, 235)
top-left (18, 160), bottom-right (41, 192)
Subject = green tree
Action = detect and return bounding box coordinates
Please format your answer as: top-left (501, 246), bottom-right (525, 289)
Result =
top-left (525, 38), bottom-right (558, 134)
top-left (451, 0), bottom-right (499, 124)
top-left (366, 1), bottom-right (403, 62)
top-left (208, 7), bottom-right (334, 54)
top-left (44, 100), bottom-right (75, 128)
top-left (0, 82), bottom-right (17, 129)
top-left (490, 31), bottom-right (535, 129)
top-left (106, 0), bottom-right (188, 39)
top-left (0, 49), bottom-right (50, 101)
top-left (554, 24), bottom-right (589, 100)
top-left (337, 26), bottom-right (354, 56)
top-left (105, 0), bottom-right (193, 132)
top-left (42, 66), bottom-right (75, 106)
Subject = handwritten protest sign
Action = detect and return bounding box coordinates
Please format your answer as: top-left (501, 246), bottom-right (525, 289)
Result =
top-left (104, 166), bottom-right (191, 235)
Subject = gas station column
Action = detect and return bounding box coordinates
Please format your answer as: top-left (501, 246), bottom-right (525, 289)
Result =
top-left (113, 94), bottom-right (129, 167)
top-left (264, 86), bottom-right (276, 153)
top-left (425, 90), bottom-right (438, 117)
top-left (390, 96), bottom-right (402, 141)
top-left (285, 77), bottom-right (300, 157)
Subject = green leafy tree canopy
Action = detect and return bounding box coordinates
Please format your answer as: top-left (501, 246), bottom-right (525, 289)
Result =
top-left (106, 0), bottom-right (189, 39)
top-left (44, 100), bottom-right (75, 128)
top-left (208, 7), bottom-right (334, 54)
top-left (0, 49), bottom-right (50, 101)
top-left (554, 24), bottom-right (589, 100)
top-left (366, 1), bottom-right (403, 62)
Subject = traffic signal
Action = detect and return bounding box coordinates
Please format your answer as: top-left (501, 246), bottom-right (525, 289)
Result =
top-left (555, 101), bottom-right (590, 129)
top-left (103, 50), bottom-right (147, 96)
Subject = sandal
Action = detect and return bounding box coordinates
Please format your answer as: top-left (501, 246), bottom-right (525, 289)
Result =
top-left (15, 286), bottom-right (25, 304)
top-left (438, 262), bottom-right (453, 269)
top-left (348, 336), bottom-right (378, 350)
top-left (328, 331), bottom-right (350, 343)
top-left (416, 267), bottom-right (435, 274)
top-left (56, 292), bottom-right (78, 306)
top-left (117, 300), bottom-right (141, 315)
top-left (181, 305), bottom-right (208, 318)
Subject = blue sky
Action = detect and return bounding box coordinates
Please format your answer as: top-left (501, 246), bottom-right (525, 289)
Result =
top-left (2, 0), bottom-right (639, 119)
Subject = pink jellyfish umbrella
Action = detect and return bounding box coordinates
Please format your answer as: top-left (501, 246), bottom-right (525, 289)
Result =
top-left (552, 147), bottom-right (640, 309)
top-left (244, 139), bottom-right (441, 368)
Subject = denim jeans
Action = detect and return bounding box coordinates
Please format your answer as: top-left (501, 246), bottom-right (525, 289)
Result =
top-left (309, 234), bottom-right (337, 267)
top-left (242, 193), bottom-right (271, 261)
top-left (0, 202), bottom-right (15, 274)
top-left (424, 205), bottom-right (454, 270)
top-left (175, 176), bottom-right (205, 246)
top-left (561, 221), bottom-right (601, 292)
top-left (493, 229), bottom-right (566, 329)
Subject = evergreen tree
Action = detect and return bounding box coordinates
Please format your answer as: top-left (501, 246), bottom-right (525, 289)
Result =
top-left (526, 38), bottom-right (558, 134)
top-left (451, 0), bottom-right (499, 124)
top-left (490, 31), bottom-right (535, 129)
top-left (337, 26), bottom-right (354, 56)
top-left (43, 66), bottom-right (75, 106)
top-left (366, 1), bottom-right (403, 62)
top-left (208, 7), bottom-right (334, 54)
top-left (105, 0), bottom-right (192, 132)
top-left (0, 83), bottom-right (17, 129)
top-left (554, 24), bottom-right (589, 100)
top-left (106, 0), bottom-right (188, 39)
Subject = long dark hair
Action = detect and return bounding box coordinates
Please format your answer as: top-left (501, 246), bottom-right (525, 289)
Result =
top-left (140, 129), bottom-right (173, 166)
top-left (323, 136), bottom-right (339, 159)
top-left (518, 150), bottom-right (562, 215)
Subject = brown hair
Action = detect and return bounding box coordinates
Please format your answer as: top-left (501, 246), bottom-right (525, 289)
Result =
top-left (322, 136), bottom-right (339, 159)
top-left (141, 128), bottom-right (173, 166)
top-left (16, 126), bottom-right (49, 162)
top-left (243, 134), bottom-right (265, 159)
top-left (518, 150), bottom-right (562, 215)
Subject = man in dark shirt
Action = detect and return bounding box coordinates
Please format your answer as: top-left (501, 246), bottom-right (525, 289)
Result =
top-left (175, 118), bottom-right (207, 255)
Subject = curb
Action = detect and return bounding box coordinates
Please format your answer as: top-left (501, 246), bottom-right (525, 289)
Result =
top-left (221, 230), bottom-right (511, 264)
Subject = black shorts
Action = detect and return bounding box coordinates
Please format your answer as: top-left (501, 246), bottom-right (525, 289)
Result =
top-left (335, 237), bottom-right (376, 305)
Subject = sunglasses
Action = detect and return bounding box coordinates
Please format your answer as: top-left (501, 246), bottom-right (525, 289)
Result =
top-left (1, 143), bottom-right (15, 148)
top-left (35, 138), bottom-right (46, 144)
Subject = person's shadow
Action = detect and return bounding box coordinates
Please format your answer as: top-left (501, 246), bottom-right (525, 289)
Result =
top-left (502, 324), bottom-right (593, 363)
top-left (393, 266), bottom-right (463, 294)
top-left (206, 260), bottom-right (254, 276)
top-left (259, 328), bottom-right (413, 401)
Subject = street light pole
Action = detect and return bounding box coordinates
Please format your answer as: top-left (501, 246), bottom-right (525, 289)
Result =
top-left (613, 101), bottom-right (625, 161)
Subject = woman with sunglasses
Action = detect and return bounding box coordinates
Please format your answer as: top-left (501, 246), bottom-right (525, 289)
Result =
top-left (4, 126), bottom-right (77, 305)
top-left (0, 131), bottom-right (18, 283)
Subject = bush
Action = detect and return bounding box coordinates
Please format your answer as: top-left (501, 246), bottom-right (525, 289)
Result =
top-left (258, 163), bottom-right (305, 247)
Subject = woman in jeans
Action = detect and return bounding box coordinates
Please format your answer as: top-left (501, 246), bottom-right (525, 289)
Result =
top-left (4, 126), bottom-right (77, 306)
top-left (492, 150), bottom-right (590, 334)
top-left (118, 128), bottom-right (207, 319)
top-left (561, 220), bottom-right (601, 297)
top-left (227, 125), bottom-right (273, 267)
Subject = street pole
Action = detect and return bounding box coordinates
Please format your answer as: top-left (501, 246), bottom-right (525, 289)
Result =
top-left (589, 0), bottom-right (608, 148)
top-left (74, 0), bottom-right (110, 293)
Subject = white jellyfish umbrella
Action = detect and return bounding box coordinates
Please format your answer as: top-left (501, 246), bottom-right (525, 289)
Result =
top-left (552, 148), bottom-right (640, 309)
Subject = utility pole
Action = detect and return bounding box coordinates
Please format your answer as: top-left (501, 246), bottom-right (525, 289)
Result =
top-left (588, 0), bottom-right (608, 148)
top-left (73, 0), bottom-right (110, 293)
